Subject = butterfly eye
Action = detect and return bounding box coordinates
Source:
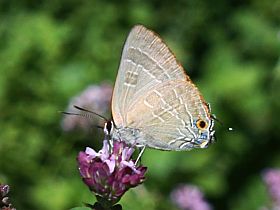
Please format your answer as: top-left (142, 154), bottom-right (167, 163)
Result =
top-left (196, 119), bottom-right (208, 130)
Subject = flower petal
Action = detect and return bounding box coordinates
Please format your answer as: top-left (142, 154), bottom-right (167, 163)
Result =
top-left (85, 147), bottom-right (99, 158)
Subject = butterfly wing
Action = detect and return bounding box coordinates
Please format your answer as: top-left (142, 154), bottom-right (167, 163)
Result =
top-left (112, 25), bottom-right (188, 127)
top-left (125, 80), bottom-right (212, 150)
top-left (111, 25), bottom-right (214, 150)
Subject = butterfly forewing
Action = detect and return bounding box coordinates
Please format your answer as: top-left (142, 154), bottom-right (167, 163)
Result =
top-left (112, 25), bottom-right (188, 126)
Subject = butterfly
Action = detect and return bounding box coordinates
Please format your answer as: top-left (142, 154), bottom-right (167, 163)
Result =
top-left (105, 25), bottom-right (215, 151)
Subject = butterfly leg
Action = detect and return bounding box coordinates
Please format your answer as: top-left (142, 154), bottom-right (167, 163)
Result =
top-left (135, 145), bottom-right (146, 165)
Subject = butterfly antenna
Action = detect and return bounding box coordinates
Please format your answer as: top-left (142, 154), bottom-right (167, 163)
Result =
top-left (73, 105), bottom-right (108, 122)
top-left (211, 114), bottom-right (233, 131)
top-left (61, 111), bottom-right (104, 130)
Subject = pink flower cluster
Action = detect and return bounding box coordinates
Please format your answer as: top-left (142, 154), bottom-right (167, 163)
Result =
top-left (263, 169), bottom-right (280, 209)
top-left (77, 140), bottom-right (147, 205)
top-left (62, 83), bottom-right (112, 131)
top-left (0, 184), bottom-right (16, 210)
top-left (171, 184), bottom-right (212, 210)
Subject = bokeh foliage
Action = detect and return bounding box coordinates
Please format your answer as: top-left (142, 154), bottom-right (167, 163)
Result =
top-left (0, 0), bottom-right (279, 209)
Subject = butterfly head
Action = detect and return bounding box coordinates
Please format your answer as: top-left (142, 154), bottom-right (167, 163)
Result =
top-left (104, 121), bottom-right (115, 136)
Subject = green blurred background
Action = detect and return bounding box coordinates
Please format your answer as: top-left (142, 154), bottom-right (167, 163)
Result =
top-left (0, 0), bottom-right (279, 209)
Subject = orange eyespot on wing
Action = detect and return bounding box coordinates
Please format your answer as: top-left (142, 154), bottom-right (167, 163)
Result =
top-left (196, 119), bottom-right (208, 130)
